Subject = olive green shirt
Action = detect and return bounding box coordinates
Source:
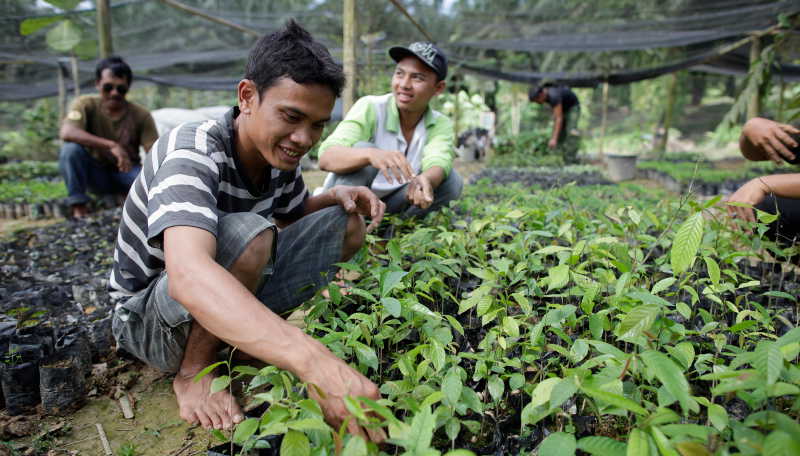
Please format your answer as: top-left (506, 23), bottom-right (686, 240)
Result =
top-left (63, 95), bottom-right (158, 167)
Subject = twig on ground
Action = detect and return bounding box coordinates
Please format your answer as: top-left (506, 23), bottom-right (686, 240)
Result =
top-left (96, 423), bottom-right (113, 456)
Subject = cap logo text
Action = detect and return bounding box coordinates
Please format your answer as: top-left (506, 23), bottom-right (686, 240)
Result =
top-left (409, 42), bottom-right (437, 67)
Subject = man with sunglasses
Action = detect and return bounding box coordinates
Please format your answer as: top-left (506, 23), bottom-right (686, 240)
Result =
top-left (59, 56), bottom-right (158, 218)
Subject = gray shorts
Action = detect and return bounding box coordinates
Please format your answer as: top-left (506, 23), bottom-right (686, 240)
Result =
top-left (111, 206), bottom-right (348, 373)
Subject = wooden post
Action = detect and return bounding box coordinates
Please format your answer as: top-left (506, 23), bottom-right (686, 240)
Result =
top-left (57, 61), bottom-right (67, 120)
top-left (342, 0), bottom-right (357, 115)
top-left (96, 0), bottom-right (112, 58)
top-left (599, 81), bottom-right (609, 159)
top-left (657, 72), bottom-right (678, 157)
top-left (778, 76), bottom-right (786, 122)
top-left (70, 55), bottom-right (80, 98)
top-left (453, 82), bottom-right (461, 139)
top-left (511, 85), bottom-right (521, 136)
top-left (747, 36), bottom-right (762, 119)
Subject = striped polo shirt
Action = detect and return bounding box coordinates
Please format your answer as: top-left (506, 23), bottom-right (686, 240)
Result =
top-left (109, 107), bottom-right (307, 299)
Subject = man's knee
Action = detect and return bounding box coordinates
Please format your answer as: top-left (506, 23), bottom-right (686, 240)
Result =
top-left (342, 212), bottom-right (365, 261)
top-left (436, 170), bottom-right (463, 203)
top-left (59, 142), bottom-right (88, 164)
top-left (234, 228), bottom-right (275, 276)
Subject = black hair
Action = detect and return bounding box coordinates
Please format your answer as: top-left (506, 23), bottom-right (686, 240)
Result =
top-left (95, 56), bottom-right (133, 85)
top-left (528, 83), bottom-right (555, 101)
top-left (245, 19), bottom-right (345, 98)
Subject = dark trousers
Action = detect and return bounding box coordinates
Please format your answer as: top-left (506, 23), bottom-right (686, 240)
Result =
top-left (58, 142), bottom-right (141, 206)
top-left (756, 195), bottom-right (800, 248)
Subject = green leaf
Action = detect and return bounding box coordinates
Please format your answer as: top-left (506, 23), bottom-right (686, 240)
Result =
top-left (280, 429), bottom-right (310, 456)
top-left (640, 350), bottom-right (698, 415)
top-left (445, 417), bottom-right (460, 442)
top-left (675, 442), bottom-right (711, 456)
top-left (380, 270), bottom-right (408, 297)
top-left (702, 256), bottom-right (720, 285)
top-left (580, 385), bottom-right (647, 416)
top-left (487, 375), bottom-right (504, 402)
top-left (626, 429), bottom-right (650, 456)
top-left (286, 418), bottom-right (330, 432)
top-left (539, 432), bottom-right (576, 456)
top-left (20, 16), bottom-right (63, 35)
top-left (353, 342), bottom-right (378, 370)
top-left (407, 405), bottom-right (436, 451)
top-left (210, 428), bottom-right (228, 442)
top-left (210, 375), bottom-right (231, 394)
top-left (762, 430), bottom-right (800, 456)
top-left (193, 361), bottom-right (225, 382)
top-left (443, 450), bottom-right (476, 456)
top-left (550, 377), bottom-right (578, 410)
top-left (46, 19), bottom-right (81, 52)
top-left (616, 304), bottom-right (660, 341)
top-left (535, 245), bottom-right (572, 255)
top-left (754, 341), bottom-right (782, 386)
top-left (342, 434), bottom-right (368, 456)
top-left (44, 0), bottom-right (82, 9)
top-left (547, 264), bottom-right (570, 291)
top-left (764, 291), bottom-right (797, 302)
top-left (529, 377), bottom-right (562, 408)
top-left (232, 418), bottom-right (259, 445)
top-left (570, 339), bottom-right (589, 363)
top-left (670, 212), bottom-right (704, 274)
top-left (651, 277), bottom-right (676, 295)
top-left (381, 296), bottom-right (401, 318)
top-left (577, 436), bottom-right (626, 456)
top-left (707, 403), bottom-right (728, 431)
top-left (442, 371), bottom-right (463, 406)
top-left (650, 425), bottom-right (679, 456)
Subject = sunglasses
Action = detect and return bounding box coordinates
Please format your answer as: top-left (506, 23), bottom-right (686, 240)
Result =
top-left (101, 83), bottom-right (128, 95)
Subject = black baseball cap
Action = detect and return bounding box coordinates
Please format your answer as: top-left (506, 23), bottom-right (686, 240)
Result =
top-left (389, 42), bottom-right (448, 81)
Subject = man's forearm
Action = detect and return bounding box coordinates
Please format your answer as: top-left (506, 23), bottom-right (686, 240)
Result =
top-left (318, 146), bottom-right (371, 174)
top-left (170, 256), bottom-right (327, 379)
top-left (551, 115), bottom-right (563, 142)
top-left (61, 125), bottom-right (117, 151)
top-left (303, 187), bottom-right (340, 215)
top-left (420, 166), bottom-right (445, 189)
top-left (757, 173), bottom-right (800, 199)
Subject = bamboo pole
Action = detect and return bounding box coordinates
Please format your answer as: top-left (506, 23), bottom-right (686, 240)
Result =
top-left (747, 35), bottom-right (762, 119)
top-left (57, 61), bottom-right (67, 120)
top-left (96, 0), bottom-right (112, 58)
top-left (342, 0), bottom-right (357, 114)
top-left (657, 72), bottom-right (678, 157)
top-left (70, 55), bottom-right (80, 98)
top-left (599, 81), bottom-right (609, 160)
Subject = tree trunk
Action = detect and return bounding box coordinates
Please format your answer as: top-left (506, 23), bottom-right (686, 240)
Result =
top-left (342, 0), bottom-right (357, 115)
top-left (747, 36), bottom-right (762, 119)
top-left (96, 0), bottom-right (113, 58)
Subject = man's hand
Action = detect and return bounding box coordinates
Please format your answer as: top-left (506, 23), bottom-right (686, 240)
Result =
top-left (330, 185), bottom-right (386, 232)
top-left (742, 118), bottom-right (799, 164)
top-left (406, 174), bottom-right (434, 209)
top-left (110, 143), bottom-right (132, 173)
top-left (548, 138), bottom-right (558, 149)
top-left (367, 148), bottom-right (415, 184)
top-left (302, 353), bottom-right (386, 443)
top-left (726, 178), bottom-right (771, 224)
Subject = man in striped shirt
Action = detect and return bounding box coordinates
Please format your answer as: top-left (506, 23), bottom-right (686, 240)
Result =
top-left (109, 21), bottom-right (386, 442)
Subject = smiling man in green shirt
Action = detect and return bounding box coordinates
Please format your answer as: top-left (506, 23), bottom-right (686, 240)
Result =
top-left (318, 42), bottom-right (462, 217)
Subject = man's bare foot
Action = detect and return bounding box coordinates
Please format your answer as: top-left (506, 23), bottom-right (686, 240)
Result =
top-left (71, 203), bottom-right (89, 219)
top-left (173, 371), bottom-right (244, 430)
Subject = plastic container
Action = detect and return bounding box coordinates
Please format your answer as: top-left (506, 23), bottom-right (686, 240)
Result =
top-left (605, 154), bottom-right (638, 182)
top-left (1, 344), bottom-right (42, 416)
top-left (40, 350), bottom-right (86, 415)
